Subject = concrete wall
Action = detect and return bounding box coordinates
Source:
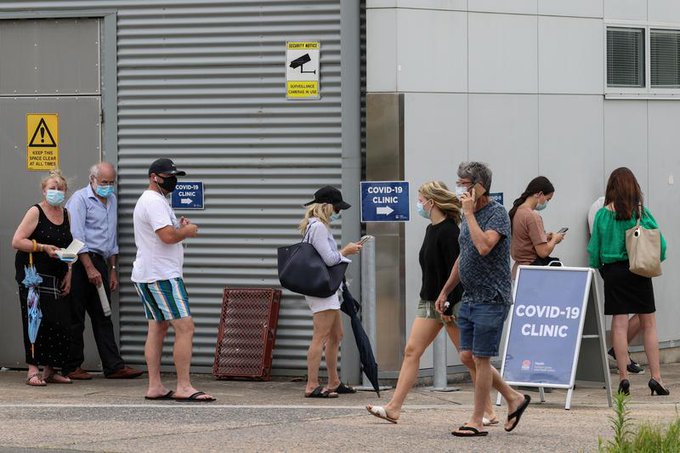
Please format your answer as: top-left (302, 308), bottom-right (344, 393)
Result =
top-left (368, 0), bottom-right (680, 370)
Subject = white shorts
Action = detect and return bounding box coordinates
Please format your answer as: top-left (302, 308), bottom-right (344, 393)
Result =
top-left (305, 293), bottom-right (341, 313)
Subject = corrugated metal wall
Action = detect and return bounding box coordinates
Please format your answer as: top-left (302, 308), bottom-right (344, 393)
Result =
top-left (0, 1), bottom-right (346, 373)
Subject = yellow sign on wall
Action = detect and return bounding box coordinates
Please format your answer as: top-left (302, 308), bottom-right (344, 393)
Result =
top-left (286, 41), bottom-right (320, 100)
top-left (26, 114), bottom-right (59, 171)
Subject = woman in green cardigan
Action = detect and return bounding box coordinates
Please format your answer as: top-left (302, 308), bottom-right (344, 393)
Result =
top-left (588, 167), bottom-right (669, 397)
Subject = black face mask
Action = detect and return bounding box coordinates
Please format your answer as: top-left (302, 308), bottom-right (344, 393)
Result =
top-left (157, 175), bottom-right (178, 193)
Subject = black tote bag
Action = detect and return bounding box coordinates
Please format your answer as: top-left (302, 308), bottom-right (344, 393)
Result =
top-left (277, 228), bottom-right (348, 298)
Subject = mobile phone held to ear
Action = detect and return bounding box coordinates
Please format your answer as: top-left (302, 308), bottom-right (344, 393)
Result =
top-left (557, 227), bottom-right (568, 234)
top-left (357, 235), bottom-right (374, 245)
top-left (471, 182), bottom-right (486, 200)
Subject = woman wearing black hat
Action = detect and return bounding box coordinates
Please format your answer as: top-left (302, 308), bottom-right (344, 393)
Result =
top-left (299, 186), bottom-right (362, 398)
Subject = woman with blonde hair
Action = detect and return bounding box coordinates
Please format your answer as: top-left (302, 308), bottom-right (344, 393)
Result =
top-left (12, 170), bottom-right (74, 386)
top-left (299, 186), bottom-right (362, 398)
top-left (367, 181), bottom-right (498, 424)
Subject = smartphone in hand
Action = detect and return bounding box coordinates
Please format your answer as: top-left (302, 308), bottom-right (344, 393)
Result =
top-left (357, 235), bottom-right (374, 245)
top-left (471, 182), bottom-right (487, 200)
top-left (557, 227), bottom-right (569, 234)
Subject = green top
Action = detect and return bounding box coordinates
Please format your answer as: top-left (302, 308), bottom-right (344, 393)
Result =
top-left (588, 206), bottom-right (667, 268)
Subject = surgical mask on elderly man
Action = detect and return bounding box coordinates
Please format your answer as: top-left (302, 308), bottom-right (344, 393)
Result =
top-left (95, 184), bottom-right (115, 198)
top-left (46, 189), bottom-right (65, 206)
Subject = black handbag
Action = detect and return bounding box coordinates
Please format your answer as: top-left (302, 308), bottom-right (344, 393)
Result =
top-left (277, 228), bottom-right (348, 298)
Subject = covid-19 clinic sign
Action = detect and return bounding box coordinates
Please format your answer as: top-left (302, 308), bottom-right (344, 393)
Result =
top-left (501, 266), bottom-right (591, 387)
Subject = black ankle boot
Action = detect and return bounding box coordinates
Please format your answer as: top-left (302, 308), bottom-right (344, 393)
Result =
top-left (648, 378), bottom-right (670, 396)
top-left (618, 379), bottom-right (630, 395)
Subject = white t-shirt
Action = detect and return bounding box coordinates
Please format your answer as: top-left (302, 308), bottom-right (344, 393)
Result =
top-left (131, 190), bottom-right (184, 283)
top-left (588, 196), bottom-right (605, 235)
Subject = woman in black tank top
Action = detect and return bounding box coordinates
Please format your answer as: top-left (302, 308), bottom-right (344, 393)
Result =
top-left (12, 170), bottom-right (74, 386)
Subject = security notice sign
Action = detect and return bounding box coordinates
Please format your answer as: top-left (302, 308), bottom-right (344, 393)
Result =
top-left (286, 41), bottom-right (320, 99)
top-left (26, 114), bottom-right (59, 170)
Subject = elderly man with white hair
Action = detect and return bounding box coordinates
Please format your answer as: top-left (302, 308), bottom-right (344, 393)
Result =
top-left (63, 162), bottom-right (143, 380)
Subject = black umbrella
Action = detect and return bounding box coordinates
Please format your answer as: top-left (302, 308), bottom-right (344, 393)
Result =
top-left (340, 283), bottom-right (380, 397)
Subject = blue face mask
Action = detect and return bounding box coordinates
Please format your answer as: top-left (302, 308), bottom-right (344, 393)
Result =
top-left (330, 212), bottom-right (341, 222)
top-left (46, 189), bottom-right (65, 206)
top-left (416, 201), bottom-right (430, 219)
top-left (535, 201), bottom-right (548, 211)
top-left (95, 184), bottom-right (115, 198)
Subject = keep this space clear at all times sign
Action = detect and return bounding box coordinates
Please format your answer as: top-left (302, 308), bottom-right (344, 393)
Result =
top-left (286, 41), bottom-right (320, 99)
top-left (26, 114), bottom-right (59, 170)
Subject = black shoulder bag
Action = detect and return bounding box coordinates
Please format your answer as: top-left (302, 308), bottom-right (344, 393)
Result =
top-left (277, 226), bottom-right (348, 297)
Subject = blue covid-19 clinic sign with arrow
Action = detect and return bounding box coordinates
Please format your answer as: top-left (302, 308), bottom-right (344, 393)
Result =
top-left (360, 181), bottom-right (410, 222)
top-left (171, 182), bottom-right (204, 210)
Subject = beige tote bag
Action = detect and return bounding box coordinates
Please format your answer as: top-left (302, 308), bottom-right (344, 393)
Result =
top-left (625, 206), bottom-right (662, 278)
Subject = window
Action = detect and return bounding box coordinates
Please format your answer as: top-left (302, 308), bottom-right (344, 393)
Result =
top-left (607, 25), bottom-right (680, 96)
top-left (651, 30), bottom-right (680, 88)
top-left (607, 27), bottom-right (644, 88)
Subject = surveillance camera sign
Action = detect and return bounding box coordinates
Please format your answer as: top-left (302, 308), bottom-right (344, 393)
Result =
top-left (286, 41), bottom-right (320, 100)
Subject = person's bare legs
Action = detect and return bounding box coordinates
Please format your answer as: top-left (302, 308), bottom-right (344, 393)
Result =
top-left (639, 313), bottom-right (663, 382)
top-left (367, 318), bottom-right (442, 420)
top-left (444, 324), bottom-right (497, 423)
top-left (611, 314), bottom-right (630, 382)
top-left (454, 352), bottom-right (525, 433)
top-left (306, 309), bottom-right (337, 395)
top-left (627, 314), bottom-right (641, 343)
top-left (325, 311), bottom-right (343, 390)
top-left (171, 317), bottom-right (213, 400)
top-left (145, 320), bottom-right (170, 397)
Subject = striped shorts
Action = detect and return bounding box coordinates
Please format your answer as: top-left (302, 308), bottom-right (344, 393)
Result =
top-left (133, 278), bottom-right (191, 321)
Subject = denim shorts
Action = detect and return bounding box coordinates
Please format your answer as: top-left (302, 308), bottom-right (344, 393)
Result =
top-left (457, 302), bottom-right (509, 357)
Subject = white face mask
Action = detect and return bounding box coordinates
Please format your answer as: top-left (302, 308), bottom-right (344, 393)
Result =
top-left (330, 212), bottom-right (341, 222)
top-left (455, 186), bottom-right (468, 198)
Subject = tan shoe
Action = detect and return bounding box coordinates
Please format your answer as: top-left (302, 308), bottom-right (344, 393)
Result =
top-left (66, 368), bottom-right (94, 380)
top-left (106, 366), bottom-right (144, 379)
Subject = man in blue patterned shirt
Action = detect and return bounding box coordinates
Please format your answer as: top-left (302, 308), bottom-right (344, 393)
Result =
top-left (437, 162), bottom-right (530, 437)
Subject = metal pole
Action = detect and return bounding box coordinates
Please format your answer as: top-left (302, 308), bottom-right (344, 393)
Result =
top-left (431, 329), bottom-right (459, 392)
top-left (356, 238), bottom-right (391, 393)
top-left (360, 239), bottom-right (376, 389)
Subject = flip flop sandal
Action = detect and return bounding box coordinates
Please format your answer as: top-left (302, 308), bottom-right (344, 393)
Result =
top-left (25, 373), bottom-right (46, 387)
top-left (483, 416), bottom-right (500, 426)
top-left (173, 391), bottom-right (216, 402)
top-left (505, 394), bottom-right (531, 432)
top-left (451, 426), bottom-right (489, 437)
top-left (44, 374), bottom-right (73, 384)
top-left (304, 386), bottom-right (338, 398)
top-left (145, 390), bottom-right (175, 400)
top-left (330, 383), bottom-right (357, 394)
top-left (366, 405), bottom-right (397, 424)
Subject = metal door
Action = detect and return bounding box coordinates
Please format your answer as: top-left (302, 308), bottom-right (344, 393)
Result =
top-left (0, 18), bottom-right (102, 369)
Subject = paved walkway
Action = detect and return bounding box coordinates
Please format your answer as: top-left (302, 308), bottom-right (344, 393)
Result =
top-left (0, 362), bottom-right (678, 452)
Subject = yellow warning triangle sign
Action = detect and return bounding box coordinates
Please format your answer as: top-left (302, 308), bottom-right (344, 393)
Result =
top-left (28, 117), bottom-right (57, 148)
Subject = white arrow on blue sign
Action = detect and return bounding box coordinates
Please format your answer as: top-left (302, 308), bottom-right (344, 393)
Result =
top-left (360, 181), bottom-right (410, 222)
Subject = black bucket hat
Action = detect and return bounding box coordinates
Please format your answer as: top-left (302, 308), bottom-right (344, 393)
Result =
top-left (304, 186), bottom-right (351, 210)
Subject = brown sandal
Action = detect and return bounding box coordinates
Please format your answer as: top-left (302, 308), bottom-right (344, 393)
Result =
top-left (25, 373), bottom-right (46, 387)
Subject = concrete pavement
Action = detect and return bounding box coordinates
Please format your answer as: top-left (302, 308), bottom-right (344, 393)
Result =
top-left (0, 362), bottom-right (679, 452)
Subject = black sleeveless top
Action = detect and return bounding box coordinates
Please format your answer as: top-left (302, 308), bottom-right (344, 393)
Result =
top-left (15, 204), bottom-right (72, 284)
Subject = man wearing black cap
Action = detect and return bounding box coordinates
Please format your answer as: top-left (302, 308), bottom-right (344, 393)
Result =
top-left (131, 158), bottom-right (215, 402)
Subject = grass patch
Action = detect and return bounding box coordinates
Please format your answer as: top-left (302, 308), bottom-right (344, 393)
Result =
top-left (598, 391), bottom-right (680, 452)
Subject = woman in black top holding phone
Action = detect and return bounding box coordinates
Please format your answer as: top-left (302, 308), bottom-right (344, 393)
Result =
top-left (366, 181), bottom-right (498, 425)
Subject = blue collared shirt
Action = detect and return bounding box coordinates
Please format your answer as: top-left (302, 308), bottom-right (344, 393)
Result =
top-left (66, 184), bottom-right (119, 258)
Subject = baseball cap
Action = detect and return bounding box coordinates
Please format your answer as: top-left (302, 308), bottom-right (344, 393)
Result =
top-left (148, 158), bottom-right (186, 177)
top-left (304, 186), bottom-right (351, 210)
